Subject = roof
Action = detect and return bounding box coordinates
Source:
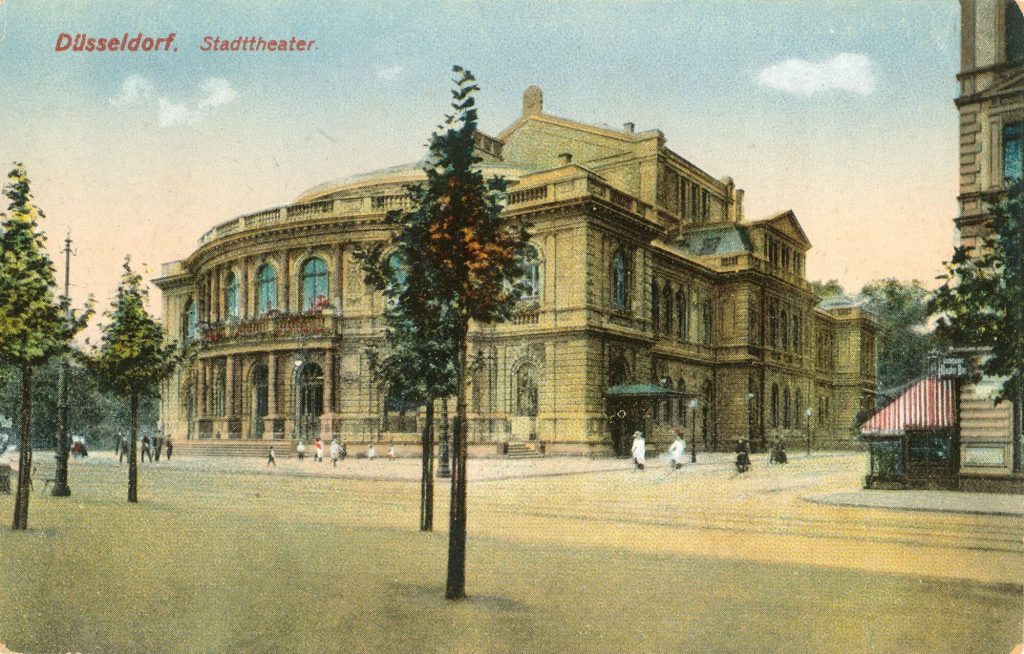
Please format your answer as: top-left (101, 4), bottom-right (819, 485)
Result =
top-left (859, 376), bottom-right (957, 436)
top-left (677, 225), bottom-right (752, 257)
top-left (606, 384), bottom-right (685, 398)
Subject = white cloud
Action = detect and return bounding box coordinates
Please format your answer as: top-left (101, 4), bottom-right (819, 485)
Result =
top-left (376, 65), bottom-right (404, 80)
top-left (109, 76), bottom-right (239, 127)
top-left (757, 53), bottom-right (876, 97)
top-left (109, 75), bottom-right (155, 106)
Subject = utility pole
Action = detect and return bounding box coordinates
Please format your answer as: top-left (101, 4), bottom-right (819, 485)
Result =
top-left (51, 233), bottom-right (73, 497)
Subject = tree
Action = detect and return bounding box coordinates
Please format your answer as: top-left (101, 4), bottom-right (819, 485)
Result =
top-left (87, 257), bottom-right (180, 503)
top-left (930, 182), bottom-right (1024, 406)
top-left (809, 279), bottom-right (846, 301)
top-left (859, 279), bottom-right (933, 391)
top-left (361, 67), bottom-right (528, 599)
top-left (0, 163), bottom-right (89, 529)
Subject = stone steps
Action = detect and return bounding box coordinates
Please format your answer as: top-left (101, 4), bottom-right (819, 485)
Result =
top-left (504, 442), bottom-right (543, 459)
top-left (172, 439), bottom-right (294, 458)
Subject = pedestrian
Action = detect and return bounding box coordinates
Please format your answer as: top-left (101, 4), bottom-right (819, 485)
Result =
top-left (735, 439), bottom-right (751, 473)
top-left (367, 443), bottom-right (376, 461)
top-left (165, 436), bottom-right (173, 460)
top-left (118, 434), bottom-right (128, 464)
top-left (313, 436), bottom-right (323, 463)
top-left (630, 431), bottom-right (646, 471)
top-left (296, 440), bottom-right (306, 461)
top-left (154, 435), bottom-right (164, 461)
top-left (267, 446), bottom-right (276, 467)
top-left (668, 430), bottom-right (685, 470)
top-left (330, 439), bottom-right (341, 467)
top-left (140, 436), bottom-right (152, 463)
top-left (387, 444), bottom-right (395, 461)
top-left (340, 442), bottom-right (347, 460)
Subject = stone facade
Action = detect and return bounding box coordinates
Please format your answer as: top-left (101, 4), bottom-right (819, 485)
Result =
top-left (954, 0), bottom-right (1024, 486)
top-left (155, 87), bottom-right (877, 455)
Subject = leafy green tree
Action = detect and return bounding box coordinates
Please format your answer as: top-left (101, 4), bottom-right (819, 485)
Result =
top-left (860, 279), bottom-right (933, 391)
top-left (87, 257), bottom-right (181, 503)
top-left (930, 182), bottom-right (1024, 406)
top-left (0, 163), bottom-right (89, 529)
top-left (809, 279), bottom-right (846, 301)
top-left (362, 67), bottom-right (528, 599)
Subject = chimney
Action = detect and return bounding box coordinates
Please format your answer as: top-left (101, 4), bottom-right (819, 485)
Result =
top-left (623, 122), bottom-right (635, 134)
top-left (523, 85), bottom-right (543, 116)
top-left (558, 152), bottom-right (573, 165)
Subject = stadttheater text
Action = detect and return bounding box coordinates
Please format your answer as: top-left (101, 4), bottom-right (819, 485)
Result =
top-left (200, 36), bottom-right (315, 52)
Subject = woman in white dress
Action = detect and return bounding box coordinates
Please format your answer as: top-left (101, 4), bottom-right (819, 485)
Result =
top-left (630, 431), bottom-right (646, 471)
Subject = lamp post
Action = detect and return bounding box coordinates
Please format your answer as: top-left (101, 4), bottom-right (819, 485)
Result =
top-left (52, 234), bottom-right (73, 497)
top-left (746, 392), bottom-right (755, 452)
top-left (689, 398), bottom-right (698, 463)
top-left (805, 408), bottom-right (814, 457)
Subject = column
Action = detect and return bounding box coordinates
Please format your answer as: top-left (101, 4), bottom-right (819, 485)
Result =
top-left (267, 354), bottom-right (278, 416)
top-left (323, 349), bottom-right (335, 414)
top-left (198, 360), bottom-right (207, 418)
top-left (216, 266), bottom-right (225, 322)
top-left (281, 252), bottom-right (291, 314)
top-left (334, 245), bottom-right (343, 310)
top-left (240, 258), bottom-right (249, 319)
top-left (225, 355), bottom-right (235, 418)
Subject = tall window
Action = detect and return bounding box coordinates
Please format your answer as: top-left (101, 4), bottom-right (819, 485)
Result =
top-left (182, 299), bottom-right (197, 341)
top-left (386, 252), bottom-right (408, 308)
top-left (257, 264), bottom-right (277, 314)
top-left (781, 309), bottom-right (789, 350)
top-left (651, 280), bottom-right (660, 332)
top-left (301, 257), bottom-right (329, 311)
top-left (676, 290), bottom-right (687, 340)
top-left (783, 387), bottom-right (791, 429)
top-left (1008, 1), bottom-right (1024, 63)
top-left (702, 299), bottom-right (713, 345)
top-left (677, 378), bottom-right (687, 427)
top-left (771, 384), bottom-right (779, 429)
top-left (612, 249), bottom-right (629, 310)
top-left (662, 285), bottom-right (673, 335)
top-left (225, 272), bottom-right (238, 318)
top-left (518, 245), bottom-right (541, 300)
top-left (1004, 122), bottom-right (1023, 184)
top-left (793, 314), bottom-right (801, 352)
top-left (795, 389), bottom-right (803, 428)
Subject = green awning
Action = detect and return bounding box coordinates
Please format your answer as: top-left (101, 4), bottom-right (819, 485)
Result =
top-left (605, 384), bottom-right (685, 398)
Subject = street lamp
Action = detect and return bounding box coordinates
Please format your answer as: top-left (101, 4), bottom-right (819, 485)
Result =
top-left (689, 398), bottom-right (699, 463)
top-left (805, 408), bottom-right (814, 456)
top-left (746, 392), bottom-right (755, 452)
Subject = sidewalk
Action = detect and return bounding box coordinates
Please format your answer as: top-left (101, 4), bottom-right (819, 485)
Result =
top-left (805, 489), bottom-right (1024, 517)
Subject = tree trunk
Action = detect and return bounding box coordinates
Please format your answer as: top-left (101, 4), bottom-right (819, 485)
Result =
top-left (437, 396), bottom-right (451, 478)
top-left (128, 393), bottom-right (139, 503)
top-left (52, 357), bottom-right (71, 497)
top-left (12, 364), bottom-right (33, 530)
top-left (420, 401), bottom-right (435, 532)
top-left (445, 338), bottom-right (468, 600)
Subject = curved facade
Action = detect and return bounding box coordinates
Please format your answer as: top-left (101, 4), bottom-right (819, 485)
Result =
top-left (156, 86), bottom-right (877, 455)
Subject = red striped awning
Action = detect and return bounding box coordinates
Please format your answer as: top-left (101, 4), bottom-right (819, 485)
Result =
top-left (860, 376), bottom-right (957, 436)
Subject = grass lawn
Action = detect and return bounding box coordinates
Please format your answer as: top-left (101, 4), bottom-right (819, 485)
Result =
top-left (0, 457), bottom-right (1019, 653)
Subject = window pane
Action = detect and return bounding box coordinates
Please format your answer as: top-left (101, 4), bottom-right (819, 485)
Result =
top-left (1005, 123), bottom-right (1023, 182)
top-left (1008, 1), bottom-right (1024, 63)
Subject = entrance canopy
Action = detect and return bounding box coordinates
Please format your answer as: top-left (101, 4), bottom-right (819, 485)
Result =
top-left (860, 376), bottom-right (957, 437)
top-left (605, 384), bottom-right (686, 398)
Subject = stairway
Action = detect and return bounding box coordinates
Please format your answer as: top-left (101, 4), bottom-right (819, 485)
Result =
top-left (171, 439), bottom-right (294, 459)
top-left (504, 442), bottom-right (543, 459)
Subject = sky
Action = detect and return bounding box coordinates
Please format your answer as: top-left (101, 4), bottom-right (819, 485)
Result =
top-left (0, 1), bottom-right (962, 323)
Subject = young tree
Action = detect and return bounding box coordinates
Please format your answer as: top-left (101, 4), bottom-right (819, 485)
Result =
top-left (0, 163), bottom-right (89, 529)
top-left (930, 182), bottom-right (1024, 407)
top-left (361, 67), bottom-right (528, 599)
top-left (87, 257), bottom-right (180, 503)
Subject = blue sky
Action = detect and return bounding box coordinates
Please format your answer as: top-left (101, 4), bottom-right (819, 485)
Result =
top-left (0, 1), bottom-right (961, 312)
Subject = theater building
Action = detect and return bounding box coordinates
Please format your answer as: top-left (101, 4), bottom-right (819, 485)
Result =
top-left (155, 86), bottom-right (876, 456)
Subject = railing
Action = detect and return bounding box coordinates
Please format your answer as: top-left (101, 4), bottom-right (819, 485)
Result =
top-left (510, 307), bottom-right (540, 325)
top-left (200, 312), bottom-right (339, 346)
top-left (508, 186), bottom-right (548, 205)
top-left (371, 195), bottom-right (411, 211)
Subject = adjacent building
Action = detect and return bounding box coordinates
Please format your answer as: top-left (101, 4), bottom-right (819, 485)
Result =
top-left (155, 86), bottom-right (877, 456)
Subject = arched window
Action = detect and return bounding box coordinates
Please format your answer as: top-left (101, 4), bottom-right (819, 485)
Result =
top-left (662, 284), bottom-right (673, 335)
top-left (612, 249), bottom-right (629, 310)
top-left (793, 313), bottom-right (801, 352)
top-left (225, 272), bottom-right (239, 319)
top-left (608, 355), bottom-right (628, 387)
top-left (676, 290), bottom-right (687, 340)
top-left (301, 257), bottom-right (329, 312)
top-left (783, 387), bottom-right (791, 429)
top-left (257, 264), bottom-right (277, 315)
top-left (651, 280), bottom-right (660, 332)
top-left (781, 309), bottom-right (789, 350)
top-left (296, 362), bottom-right (324, 440)
top-left (251, 364), bottom-right (269, 438)
top-left (386, 252), bottom-right (407, 308)
top-left (771, 384), bottom-right (779, 428)
top-left (702, 299), bottom-right (713, 345)
top-left (769, 306), bottom-right (778, 348)
top-left (518, 245), bottom-right (541, 300)
top-left (795, 389), bottom-right (803, 428)
top-left (182, 298), bottom-right (197, 341)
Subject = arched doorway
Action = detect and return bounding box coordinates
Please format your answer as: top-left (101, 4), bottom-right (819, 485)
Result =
top-left (606, 355), bottom-right (636, 456)
top-left (295, 362), bottom-right (323, 441)
top-left (511, 363), bottom-right (539, 441)
top-left (251, 364), bottom-right (269, 439)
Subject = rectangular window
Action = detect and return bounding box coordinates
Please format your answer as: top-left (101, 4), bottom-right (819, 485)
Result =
top-left (1008, 1), bottom-right (1024, 63)
top-left (1004, 122), bottom-right (1023, 184)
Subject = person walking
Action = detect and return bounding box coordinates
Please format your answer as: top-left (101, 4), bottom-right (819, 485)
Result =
top-left (387, 444), bottom-right (395, 461)
top-left (267, 445), bottom-right (277, 467)
top-left (165, 436), bottom-right (173, 461)
top-left (117, 434), bottom-right (128, 465)
top-left (296, 440), bottom-right (306, 461)
top-left (668, 431), bottom-right (686, 470)
top-left (330, 439), bottom-right (341, 467)
top-left (340, 442), bottom-right (347, 460)
top-left (313, 436), bottom-right (323, 463)
top-left (735, 439), bottom-right (751, 473)
top-left (367, 443), bottom-right (376, 461)
top-left (630, 431), bottom-right (646, 471)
